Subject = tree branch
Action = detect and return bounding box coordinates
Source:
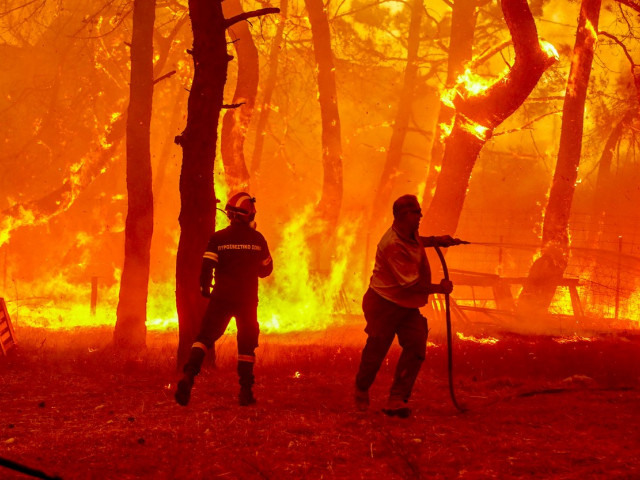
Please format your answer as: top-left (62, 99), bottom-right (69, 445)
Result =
top-left (614, 0), bottom-right (640, 14)
top-left (153, 70), bottom-right (177, 84)
top-left (493, 109), bottom-right (562, 136)
top-left (222, 102), bottom-right (246, 109)
top-left (0, 0), bottom-right (43, 18)
top-left (458, 0), bottom-right (558, 127)
top-left (598, 30), bottom-right (638, 67)
top-left (225, 7), bottom-right (280, 29)
top-left (468, 40), bottom-right (512, 70)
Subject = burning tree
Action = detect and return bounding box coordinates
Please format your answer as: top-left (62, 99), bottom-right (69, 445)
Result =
top-left (518, 0), bottom-right (602, 315)
top-left (0, 1), bottom-right (132, 254)
top-left (423, 0), bottom-right (558, 236)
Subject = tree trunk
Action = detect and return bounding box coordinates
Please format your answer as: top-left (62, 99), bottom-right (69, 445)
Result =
top-left (421, 0), bottom-right (479, 211)
top-left (304, 0), bottom-right (343, 229)
top-left (588, 62), bottom-right (640, 245)
top-left (113, 0), bottom-right (156, 350)
top-left (220, 0), bottom-right (259, 192)
top-left (587, 109), bottom-right (636, 245)
top-left (518, 0), bottom-right (602, 315)
top-left (153, 87), bottom-right (188, 202)
top-left (251, 0), bottom-right (288, 177)
top-left (368, 0), bottom-right (423, 236)
top-left (174, 0), bottom-right (228, 369)
top-left (423, 0), bottom-right (557, 236)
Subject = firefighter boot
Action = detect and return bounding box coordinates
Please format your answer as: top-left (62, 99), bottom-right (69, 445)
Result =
top-left (175, 345), bottom-right (206, 406)
top-left (237, 358), bottom-right (256, 406)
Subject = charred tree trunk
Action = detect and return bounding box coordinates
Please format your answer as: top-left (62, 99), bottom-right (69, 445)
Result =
top-left (174, 0), bottom-right (278, 368)
top-left (304, 0), bottom-right (343, 229)
top-left (423, 0), bottom-right (557, 236)
top-left (113, 0), bottom-right (156, 350)
top-left (174, 0), bottom-right (227, 368)
top-left (220, 0), bottom-right (259, 192)
top-left (421, 0), bottom-right (479, 211)
top-left (368, 0), bottom-right (423, 236)
top-left (251, 0), bottom-right (288, 177)
top-left (518, 0), bottom-right (601, 315)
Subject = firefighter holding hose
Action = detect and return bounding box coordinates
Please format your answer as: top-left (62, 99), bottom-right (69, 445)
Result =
top-left (355, 194), bottom-right (462, 418)
top-left (175, 192), bottom-right (273, 407)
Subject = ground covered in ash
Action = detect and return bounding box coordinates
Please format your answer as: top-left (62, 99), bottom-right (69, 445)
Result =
top-left (1, 326), bottom-right (639, 479)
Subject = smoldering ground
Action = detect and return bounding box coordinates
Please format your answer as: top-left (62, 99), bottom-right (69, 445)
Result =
top-left (1, 326), bottom-right (639, 479)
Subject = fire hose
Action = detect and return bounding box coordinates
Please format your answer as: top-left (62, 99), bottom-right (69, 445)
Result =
top-left (433, 240), bottom-right (469, 413)
top-left (0, 456), bottom-right (62, 480)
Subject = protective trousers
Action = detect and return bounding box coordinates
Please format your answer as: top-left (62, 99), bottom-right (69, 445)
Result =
top-left (183, 294), bottom-right (259, 389)
top-left (355, 288), bottom-right (428, 402)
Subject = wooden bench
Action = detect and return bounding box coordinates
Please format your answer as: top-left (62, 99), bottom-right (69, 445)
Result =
top-left (447, 270), bottom-right (584, 317)
top-left (0, 298), bottom-right (17, 355)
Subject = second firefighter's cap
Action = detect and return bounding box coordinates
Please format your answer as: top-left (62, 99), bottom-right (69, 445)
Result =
top-left (225, 192), bottom-right (257, 220)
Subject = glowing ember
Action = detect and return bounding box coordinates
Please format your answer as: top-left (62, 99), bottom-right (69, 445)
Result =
top-left (553, 335), bottom-right (593, 344)
top-left (456, 332), bottom-right (499, 345)
top-left (458, 114), bottom-right (491, 141)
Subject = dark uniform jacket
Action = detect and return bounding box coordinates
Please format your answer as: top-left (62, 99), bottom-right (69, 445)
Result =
top-left (200, 223), bottom-right (273, 304)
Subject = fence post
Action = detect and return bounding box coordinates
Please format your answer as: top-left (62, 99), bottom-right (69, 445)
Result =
top-left (91, 276), bottom-right (98, 317)
top-left (2, 248), bottom-right (6, 296)
top-left (497, 235), bottom-right (503, 276)
top-left (615, 236), bottom-right (622, 320)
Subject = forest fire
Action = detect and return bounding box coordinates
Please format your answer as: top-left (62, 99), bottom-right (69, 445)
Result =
top-left (2, 0), bottom-right (640, 477)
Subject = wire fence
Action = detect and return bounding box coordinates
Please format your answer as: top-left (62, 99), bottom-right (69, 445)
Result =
top-left (444, 209), bottom-right (640, 324)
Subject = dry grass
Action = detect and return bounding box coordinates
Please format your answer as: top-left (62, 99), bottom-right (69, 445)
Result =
top-left (1, 326), bottom-right (640, 479)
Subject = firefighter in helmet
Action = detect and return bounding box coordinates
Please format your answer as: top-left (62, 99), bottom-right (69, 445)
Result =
top-left (175, 192), bottom-right (273, 407)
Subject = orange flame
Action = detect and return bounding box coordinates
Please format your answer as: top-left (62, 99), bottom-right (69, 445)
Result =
top-left (9, 206), bottom-right (365, 335)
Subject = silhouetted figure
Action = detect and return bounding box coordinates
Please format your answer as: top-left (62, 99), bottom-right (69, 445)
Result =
top-left (355, 194), bottom-right (456, 418)
top-left (175, 192), bottom-right (273, 407)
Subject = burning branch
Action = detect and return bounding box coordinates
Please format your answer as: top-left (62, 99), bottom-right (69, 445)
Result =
top-left (0, 113), bottom-right (126, 248)
top-left (456, 0), bottom-right (559, 129)
top-left (424, 0), bottom-right (558, 235)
